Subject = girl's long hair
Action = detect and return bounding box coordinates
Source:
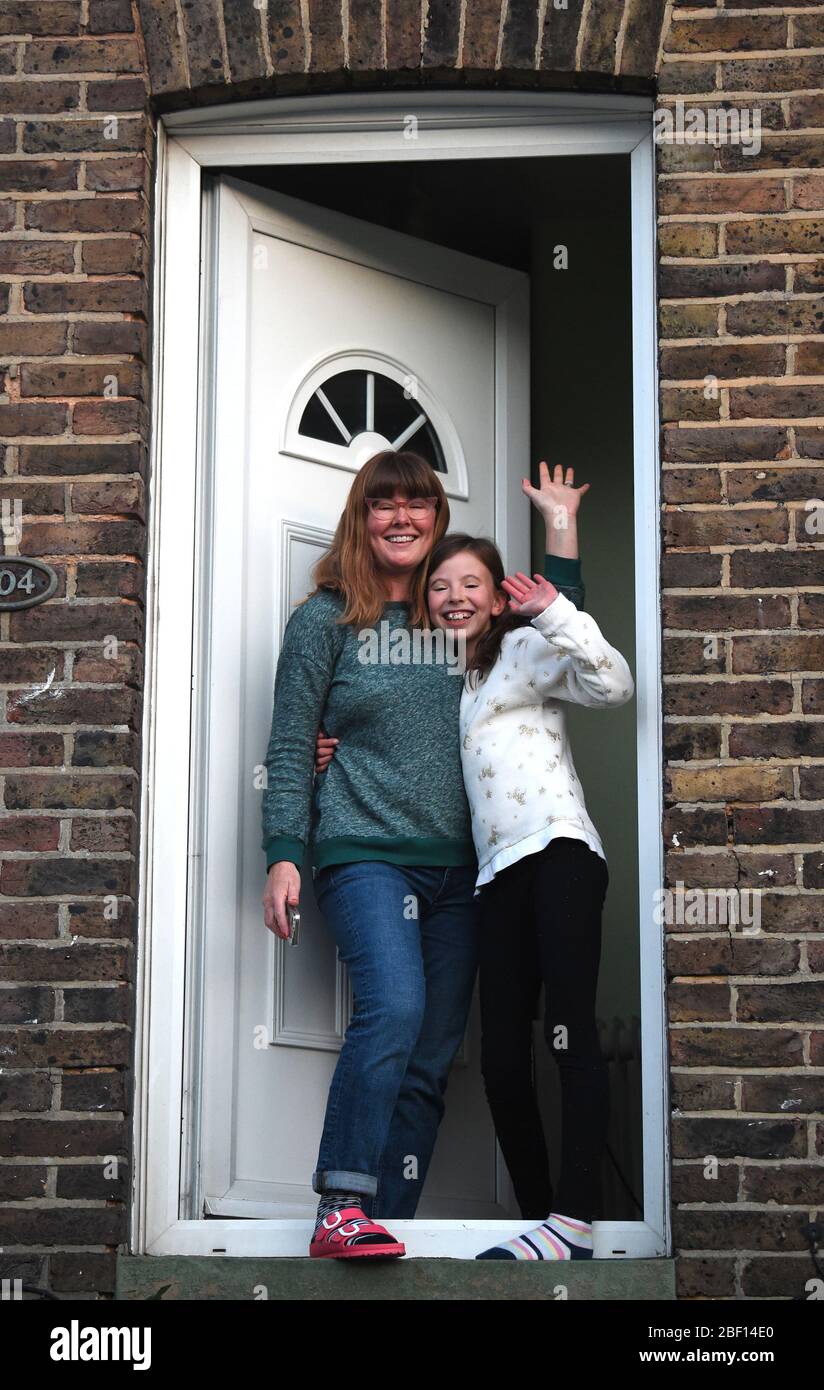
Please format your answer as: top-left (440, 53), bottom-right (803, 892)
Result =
top-left (301, 450), bottom-right (450, 629)
top-left (426, 532), bottom-right (533, 688)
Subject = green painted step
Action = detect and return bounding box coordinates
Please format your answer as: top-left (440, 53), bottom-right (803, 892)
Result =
top-left (117, 1254), bottom-right (677, 1301)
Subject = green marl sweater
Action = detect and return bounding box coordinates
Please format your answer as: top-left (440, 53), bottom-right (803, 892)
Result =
top-left (261, 554), bottom-right (585, 873)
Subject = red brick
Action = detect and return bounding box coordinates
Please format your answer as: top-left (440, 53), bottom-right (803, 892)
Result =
top-left (24, 196), bottom-right (144, 232)
top-left (4, 772), bottom-right (136, 811)
top-left (718, 55), bottom-right (824, 93)
top-left (0, 4), bottom-right (82, 37)
top-left (0, 477), bottom-right (64, 512)
top-left (0, 814), bottom-right (59, 850)
top-left (0, 321), bottom-right (68, 355)
top-left (84, 154), bottom-right (147, 192)
top-left (730, 385), bottom-right (824, 420)
top-left (87, 0), bottom-right (134, 34)
top-left (0, 729), bottom-right (64, 763)
top-left (70, 320), bottom-right (146, 357)
top-left (0, 159), bottom-right (78, 192)
top-left (72, 645), bottom-right (142, 682)
top-left (18, 441), bottom-right (142, 475)
top-left (22, 39), bottom-right (142, 74)
top-left (0, 81), bottom-right (79, 114)
top-left (72, 397), bottom-right (142, 434)
top-left (18, 519), bottom-right (144, 558)
top-left (0, 941), bottom-right (129, 981)
top-left (792, 175), bottom-right (824, 211)
top-left (20, 361), bottom-right (142, 397)
top-left (70, 476), bottom-right (144, 516)
top-left (725, 217), bottom-right (824, 256)
top-left (7, 685), bottom-right (139, 726)
top-left (81, 236), bottom-right (145, 275)
top-left (658, 177), bottom-right (785, 216)
top-left (0, 902), bottom-right (59, 939)
top-left (70, 815), bottom-right (135, 853)
top-left (0, 402), bottom-right (68, 436)
top-left (2, 1027), bottom-right (131, 1067)
top-left (24, 279), bottom-right (146, 314)
top-left (0, 240), bottom-right (74, 273)
top-left (663, 507), bottom-right (789, 548)
top-left (667, 17), bottom-right (786, 52)
top-left (87, 76), bottom-right (146, 112)
top-left (73, 560), bottom-right (143, 599)
top-left (8, 597), bottom-right (142, 640)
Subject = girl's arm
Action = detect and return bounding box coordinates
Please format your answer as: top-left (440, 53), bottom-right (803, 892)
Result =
top-left (503, 573), bottom-right (634, 709)
top-left (524, 460), bottom-right (589, 610)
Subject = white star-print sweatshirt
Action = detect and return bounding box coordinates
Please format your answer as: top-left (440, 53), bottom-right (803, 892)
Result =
top-left (460, 591), bottom-right (635, 893)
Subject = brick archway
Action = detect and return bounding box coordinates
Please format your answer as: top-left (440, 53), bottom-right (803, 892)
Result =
top-left (137, 0), bottom-right (665, 107)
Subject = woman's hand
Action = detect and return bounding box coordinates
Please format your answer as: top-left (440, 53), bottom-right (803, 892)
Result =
top-left (314, 726), bottom-right (339, 774)
top-left (502, 571), bottom-right (559, 618)
top-left (523, 460), bottom-right (590, 523)
top-left (263, 861), bottom-right (301, 939)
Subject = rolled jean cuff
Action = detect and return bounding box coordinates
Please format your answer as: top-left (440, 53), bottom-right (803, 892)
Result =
top-left (312, 1168), bottom-right (377, 1198)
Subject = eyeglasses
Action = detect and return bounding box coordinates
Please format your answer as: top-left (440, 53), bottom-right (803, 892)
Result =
top-left (365, 496), bottom-right (438, 519)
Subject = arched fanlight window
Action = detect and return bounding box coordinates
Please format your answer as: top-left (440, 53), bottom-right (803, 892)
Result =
top-left (282, 352), bottom-right (468, 499)
top-left (298, 368), bottom-right (447, 474)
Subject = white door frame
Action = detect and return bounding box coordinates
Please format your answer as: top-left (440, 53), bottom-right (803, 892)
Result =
top-left (135, 90), bottom-right (666, 1259)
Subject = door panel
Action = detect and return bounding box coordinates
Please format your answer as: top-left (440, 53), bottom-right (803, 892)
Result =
top-left (200, 176), bottom-right (529, 1218)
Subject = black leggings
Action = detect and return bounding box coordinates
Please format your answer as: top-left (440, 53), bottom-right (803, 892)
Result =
top-left (478, 836), bottom-right (609, 1224)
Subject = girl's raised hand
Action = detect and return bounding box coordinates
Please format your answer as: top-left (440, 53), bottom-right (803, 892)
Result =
top-left (502, 571), bottom-right (559, 618)
top-left (523, 460), bottom-right (590, 521)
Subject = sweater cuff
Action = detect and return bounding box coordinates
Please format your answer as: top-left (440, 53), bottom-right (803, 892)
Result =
top-left (264, 835), bottom-right (305, 873)
top-left (530, 589), bottom-right (578, 636)
top-left (544, 553), bottom-right (582, 586)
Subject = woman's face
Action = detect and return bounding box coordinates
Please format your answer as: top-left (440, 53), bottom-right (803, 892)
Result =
top-left (426, 551), bottom-right (507, 648)
top-left (366, 491), bottom-right (438, 579)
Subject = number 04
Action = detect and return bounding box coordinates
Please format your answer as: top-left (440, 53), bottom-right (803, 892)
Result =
top-left (0, 567), bottom-right (35, 596)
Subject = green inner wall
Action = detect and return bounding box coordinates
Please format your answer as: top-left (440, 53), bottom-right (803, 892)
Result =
top-left (528, 168), bottom-right (640, 1025)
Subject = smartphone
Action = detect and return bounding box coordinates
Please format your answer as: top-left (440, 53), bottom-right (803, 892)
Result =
top-left (286, 905), bottom-right (300, 947)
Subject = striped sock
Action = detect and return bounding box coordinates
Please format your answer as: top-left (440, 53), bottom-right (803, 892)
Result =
top-left (314, 1191), bottom-right (399, 1248)
top-left (315, 1191), bottom-right (364, 1228)
top-left (476, 1212), bottom-right (593, 1261)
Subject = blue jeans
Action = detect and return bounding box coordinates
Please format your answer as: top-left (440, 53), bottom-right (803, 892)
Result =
top-left (311, 860), bottom-right (480, 1218)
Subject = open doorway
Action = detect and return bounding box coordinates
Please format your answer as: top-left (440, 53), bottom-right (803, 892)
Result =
top-left (201, 154), bottom-right (641, 1226)
top-left (135, 94), bottom-right (662, 1260)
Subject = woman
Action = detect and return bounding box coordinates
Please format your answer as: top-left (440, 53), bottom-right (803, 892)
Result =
top-left (261, 449), bottom-right (480, 1259)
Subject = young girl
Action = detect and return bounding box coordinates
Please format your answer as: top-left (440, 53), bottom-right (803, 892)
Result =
top-left (423, 475), bottom-right (634, 1260)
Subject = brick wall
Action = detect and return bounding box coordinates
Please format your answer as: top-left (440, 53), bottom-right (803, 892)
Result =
top-left (0, 0), bottom-right (151, 1298)
top-left (0, 0), bottom-right (821, 1301)
top-left (658, 8), bottom-right (824, 1300)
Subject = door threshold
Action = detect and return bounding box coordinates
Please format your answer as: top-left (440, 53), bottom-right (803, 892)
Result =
top-left (117, 1251), bottom-right (676, 1300)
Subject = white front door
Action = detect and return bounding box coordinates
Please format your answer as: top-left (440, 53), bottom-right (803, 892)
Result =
top-left (195, 175), bottom-right (530, 1227)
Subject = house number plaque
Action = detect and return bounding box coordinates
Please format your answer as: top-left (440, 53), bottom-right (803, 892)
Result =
top-left (0, 557), bottom-right (58, 610)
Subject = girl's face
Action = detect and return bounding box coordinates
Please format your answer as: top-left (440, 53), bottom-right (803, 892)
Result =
top-left (427, 551), bottom-right (507, 648)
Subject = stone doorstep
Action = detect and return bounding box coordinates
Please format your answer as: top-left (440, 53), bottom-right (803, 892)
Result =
top-left (116, 1254), bottom-right (677, 1301)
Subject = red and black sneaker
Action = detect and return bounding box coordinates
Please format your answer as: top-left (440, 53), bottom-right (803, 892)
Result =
top-left (309, 1206), bottom-right (406, 1259)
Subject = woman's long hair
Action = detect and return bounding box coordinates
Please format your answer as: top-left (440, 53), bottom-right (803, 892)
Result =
top-left (426, 533), bottom-right (533, 689)
top-left (301, 450), bottom-right (450, 629)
